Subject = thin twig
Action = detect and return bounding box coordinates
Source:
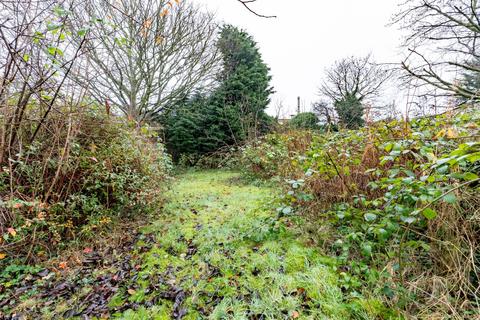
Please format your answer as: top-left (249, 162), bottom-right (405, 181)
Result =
top-left (236, 0), bottom-right (276, 18)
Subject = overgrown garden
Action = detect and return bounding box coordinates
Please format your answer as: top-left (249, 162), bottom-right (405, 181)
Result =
top-left (1, 0), bottom-right (479, 319)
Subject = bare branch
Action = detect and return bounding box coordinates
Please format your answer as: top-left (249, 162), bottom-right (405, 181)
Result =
top-left (70, 0), bottom-right (220, 123)
top-left (394, 0), bottom-right (480, 103)
top-left (319, 54), bottom-right (392, 103)
top-left (236, 0), bottom-right (276, 18)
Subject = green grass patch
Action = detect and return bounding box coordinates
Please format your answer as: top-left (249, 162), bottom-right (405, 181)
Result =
top-left (122, 170), bottom-right (392, 319)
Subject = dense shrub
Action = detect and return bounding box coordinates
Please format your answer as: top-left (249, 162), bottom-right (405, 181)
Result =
top-left (289, 112), bottom-right (320, 130)
top-left (240, 131), bottom-right (312, 179)
top-left (240, 108), bottom-right (480, 317)
top-left (0, 107), bottom-right (171, 263)
top-left (334, 93), bottom-right (365, 129)
top-left (0, 2), bottom-right (172, 265)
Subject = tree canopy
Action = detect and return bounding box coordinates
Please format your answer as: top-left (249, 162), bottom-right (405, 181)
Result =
top-left (72, 0), bottom-right (219, 123)
top-left (319, 55), bottom-right (389, 129)
top-left (395, 0), bottom-right (480, 102)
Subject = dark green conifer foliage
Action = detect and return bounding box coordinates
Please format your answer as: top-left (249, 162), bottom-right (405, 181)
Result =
top-left (162, 25), bottom-right (274, 159)
top-left (460, 61), bottom-right (480, 102)
top-left (214, 25), bottom-right (274, 142)
top-left (334, 93), bottom-right (365, 129)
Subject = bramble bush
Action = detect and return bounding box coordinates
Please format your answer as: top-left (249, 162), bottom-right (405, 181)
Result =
top-left (239, 130), bottom-right (312, 179)
top-left (0, 107), bottom-right (171, 264)
top-left (240, 107), bottom-right (480, 317)
top-left (0, 1), bottom-right (171, 264)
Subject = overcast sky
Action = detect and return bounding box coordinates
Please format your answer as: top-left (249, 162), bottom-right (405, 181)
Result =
top-left (196, 0), bottom-right (406, 117)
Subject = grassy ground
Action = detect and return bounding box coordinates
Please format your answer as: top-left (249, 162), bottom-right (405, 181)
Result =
top-left (2, 170), bottom-right (393, 319)
top-left (115, 170), bottom-right (389, 319)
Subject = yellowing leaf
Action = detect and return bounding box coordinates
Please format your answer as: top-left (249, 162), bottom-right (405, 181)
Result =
top-left (434, 129), bottom-right (446, 139)
top-left (7, 228), bottom-right (16, 237)
top-left (0, 253), bottom-right (6, 260)
top-left (128, 289), bottom-right (136, 295)
top-left (447, 128), bottom-right (458, 139)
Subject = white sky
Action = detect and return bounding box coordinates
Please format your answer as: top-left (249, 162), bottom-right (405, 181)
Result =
top-left (196, 0), bottom-right (406, 117)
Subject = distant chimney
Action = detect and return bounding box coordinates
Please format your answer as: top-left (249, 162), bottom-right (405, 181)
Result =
top-left (297, 96), bottom-right (301, 114)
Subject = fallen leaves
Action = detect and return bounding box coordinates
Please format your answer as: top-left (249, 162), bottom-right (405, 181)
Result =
top-left (0, 253), bottom-right (6, 260)
top-left (7, 227), bottom-right (17, 237)
top-left (447, 127), bottom-right (459, 139)
top-left (1, 230), bottom-right (144, 318)
top-left (13, 202), bottom-right (24, 209)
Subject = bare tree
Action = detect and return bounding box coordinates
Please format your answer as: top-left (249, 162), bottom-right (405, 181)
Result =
top-left (319, 54), bottom-right (391, 105)
top-left (312, 100), bottom-right (336, 126)
top-left (394, 0), bottom-right (480, 103)
top-left (72, 0), bottom-right (219, 123)
top-left (318, 55), bottom-right (392, 129)
top-left (273, 99), bottom-right (286, 120)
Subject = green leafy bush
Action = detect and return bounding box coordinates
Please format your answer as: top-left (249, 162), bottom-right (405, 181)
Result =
top-left (289, 112), bottom-right (320, 130)
top-left (239, 131), bottom-right (312, 179)
top-left (240, 108), bottom-right (480, 317)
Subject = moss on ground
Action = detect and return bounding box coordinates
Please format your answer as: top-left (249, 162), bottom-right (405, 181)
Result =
top-left (115, 170), bottom-right (390, 319)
